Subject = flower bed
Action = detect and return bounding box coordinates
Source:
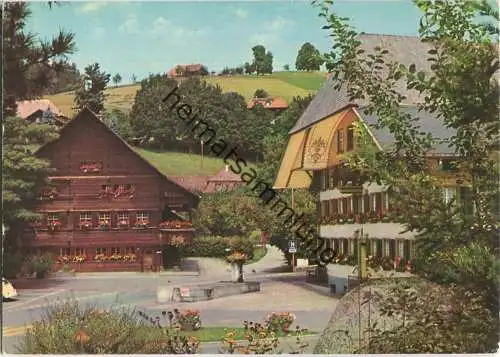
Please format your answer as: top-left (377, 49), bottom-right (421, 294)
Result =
top-left (93, 254), bottom-right (137, 262)
top-left (159, 220), bottom-right (193, 229)
top-left (226, 251), bottom-right (248, 264)
top-left (264, 312), bottom-right (295, 333)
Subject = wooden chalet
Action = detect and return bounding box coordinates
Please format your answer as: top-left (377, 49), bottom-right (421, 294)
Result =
top-left (16, 99), bottom-right (70, 127)
top-left (247, 96), bottom-right (288, 114)
top-left (27, 108), bottom-right (199, 272)
top-left (274, 34), bottom-right (470, 282)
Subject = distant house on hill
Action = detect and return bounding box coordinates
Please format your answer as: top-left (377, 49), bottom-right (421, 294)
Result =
top-left (16, 99), bottom-right (69, 126)
top-left (204, 165), bottom-right (244, 193)
top-left (169, 176), bottom-right (211, 195)
top-left (170, 165), bottom-right (244, 194)
top-left (168, 64), bottom-right (208, 78)
top-left (247, 96), bottom-right (288, 114)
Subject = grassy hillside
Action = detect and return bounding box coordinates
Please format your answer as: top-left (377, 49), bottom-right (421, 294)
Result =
top-left (45, 71), bottom-right (325, 117)
top-left (270, 71), bottom-right (326, 91)
top-left (133, 148), bottom-right (225, 176)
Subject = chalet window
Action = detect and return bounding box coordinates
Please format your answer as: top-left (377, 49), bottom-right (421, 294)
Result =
top-left (80, 212), bottom-right (92, 223)
top-left (320, 201), bottom-right (327, 217)
top-left (328, 167), bottom-right (336, 189)
top-left (75, 248), bottom-right (85, 256)
top-left (336, 130), bottom-right (344, 153)
top-left (60, 248), bottom-right (71, 256)
top-left (346, 126), bottom-right (354, 151)
top-left (96, 248), bottom-right (106, 255)
top-left (47, 213), bottom-right (60, 225)
top-left (342, 198), bottom-right (348, 213)
top-left (338, 198), bottom-right (343, 214)
top-left (136, 211), bottom-right (150, 227)
top-left (99, 212), bottom-right (111, 224)
top-left (330, 199), bottom-right (338, 215)
top-left (440, 159), bottom-right (458, 171)
top-left (111, 247), bottom-right (120, 255)
top-left (117, 212), bottom-right (129, 225)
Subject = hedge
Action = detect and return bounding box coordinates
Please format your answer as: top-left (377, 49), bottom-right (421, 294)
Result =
top-left (181, 235), bottom-right (254, 259)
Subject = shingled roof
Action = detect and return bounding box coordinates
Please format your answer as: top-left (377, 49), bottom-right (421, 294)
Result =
top-left (289, 33), bottom-right (433, 134)
top-left (359, 105), bottom-right (456, 155)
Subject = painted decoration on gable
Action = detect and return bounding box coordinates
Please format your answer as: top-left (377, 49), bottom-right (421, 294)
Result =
top-left (80, 161), bottom-right (103, 174)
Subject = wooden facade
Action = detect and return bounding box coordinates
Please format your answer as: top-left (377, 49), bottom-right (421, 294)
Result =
top-left (26, 108), bottom-right (199, 272)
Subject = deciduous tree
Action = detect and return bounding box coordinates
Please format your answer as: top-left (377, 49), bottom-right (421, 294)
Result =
top-left (295, 42), bottom-right (324, 71)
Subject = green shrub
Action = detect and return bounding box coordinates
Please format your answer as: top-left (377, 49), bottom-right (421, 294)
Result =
top-left (3, 251), bottom-right (24, 278)
top-left (28, 254), bottom-right (54, 279)
top-left (17, 300), bottom-right (199, 354)
top-left (248, 229), bottom-right (262, 245)
top-left (181, 235), bottom-right (255, 259)
top-left (181, 236), bottom-right (231, 257)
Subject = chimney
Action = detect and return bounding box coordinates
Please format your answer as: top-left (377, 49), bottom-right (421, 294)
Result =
top-left (225, 164), bottom-right (229, 172)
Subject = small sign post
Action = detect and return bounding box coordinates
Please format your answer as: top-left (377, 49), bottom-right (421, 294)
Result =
top-left (288, 240), bottom-right (297, 272)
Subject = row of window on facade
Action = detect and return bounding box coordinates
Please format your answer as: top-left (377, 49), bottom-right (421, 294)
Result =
top-left (58, 247), bottom-right (137, 256)
top-left (320, 192), bottom-right (390, 217)
top-left (44, 211), bottom-right (151, 227)
top-left (324, 238), bottom-right (415, 261)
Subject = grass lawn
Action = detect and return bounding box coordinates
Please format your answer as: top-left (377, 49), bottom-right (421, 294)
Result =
top-left (203, 75), bottom-right (315, 103)
top-left (44, 72), bottom-right (325, 116)
top-left (133, 147), bottom-right (225, 176)
top-left (245, 246), bottom-right (268, 265)
top-left (270, 71), bottom-right (326, 91)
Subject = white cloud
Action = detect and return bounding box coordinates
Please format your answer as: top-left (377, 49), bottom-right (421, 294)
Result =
top-left (119, 15), bottom-right (140, 35)
top-left (249, 16), bottom-right (293, 47)
top-left (235, 8), bottom-right (247, 19)
top-left (148, 16), bottom-right (210, 46)
top-left (78, 2), bottom-right (108, 13)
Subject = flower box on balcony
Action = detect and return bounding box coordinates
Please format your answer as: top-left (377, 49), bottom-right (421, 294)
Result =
top-left (159, 220), bottom-right (194, 230)
top-left (80, 221), bottom-right (93, 231)
top-left (48, 221), bottom-right (62, 232)
top-left (118, 220), bottom-right (129, 229)
top-left (135, 221), bottom-right (149, 229)
top-left (99, 220), bottom-right (111, 229)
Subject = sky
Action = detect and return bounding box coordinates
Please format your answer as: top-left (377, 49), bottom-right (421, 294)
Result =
top-left (27, 0), bottom-right (423, 84)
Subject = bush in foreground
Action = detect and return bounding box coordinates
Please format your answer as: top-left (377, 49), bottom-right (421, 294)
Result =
top-left (17, 300), bottom-right (199, 354)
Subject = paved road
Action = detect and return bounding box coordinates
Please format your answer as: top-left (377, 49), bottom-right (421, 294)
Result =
top-left (2, 248), bottom-right (336, 353)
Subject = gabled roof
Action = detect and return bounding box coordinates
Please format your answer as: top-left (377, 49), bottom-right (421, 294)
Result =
top-left (247, 96), bottom-right (288, 109)
top-left (169, 176), bottom-right (210, 193)
top-left (358, 105), bottom-right (456, 155)
top-left (17, 99), bottom-right (64, 119)
top-left (290, 33), bottom-right (433, 134)
top-left (35, 107), bottom-right (200, 203)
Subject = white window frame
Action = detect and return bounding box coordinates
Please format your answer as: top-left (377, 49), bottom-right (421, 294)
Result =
top-left (99, 212), bottom-right (111, 222)
top-left (137, 211), bottom-right (150, 222)
top-left (48, 213), bottom-right (60, 225)
top-left (80, 212), bottom-right (92, 223)
top-left (75, 248), bottom-right (85, 255)
top-left (111, 247), bottom-right (120, 255)
top-left (117, 212), bottom-right (129, 223)
top-left (96, 247), bottom-right (106, 255)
